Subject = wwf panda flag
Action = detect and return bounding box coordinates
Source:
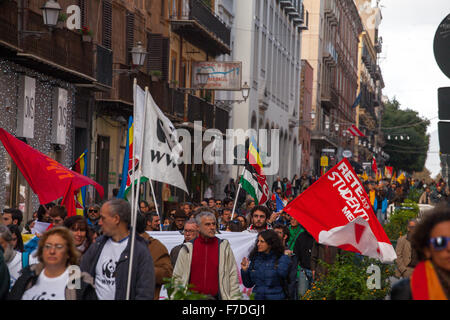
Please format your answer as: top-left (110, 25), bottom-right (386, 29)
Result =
top-left (138, 85), bottom-right (188, 194)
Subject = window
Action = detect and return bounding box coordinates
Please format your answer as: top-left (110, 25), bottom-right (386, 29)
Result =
top-left (102, 0), bottom-right (112, 49)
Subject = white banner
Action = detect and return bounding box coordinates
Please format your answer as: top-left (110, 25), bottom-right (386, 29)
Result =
top-left (148, 231), bottom-right (257, 300)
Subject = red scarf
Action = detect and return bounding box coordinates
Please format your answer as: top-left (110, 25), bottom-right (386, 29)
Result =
top-left (411, 260), bottom-right (448, 300)
top-left (189, 235), bottom-right (219, 297)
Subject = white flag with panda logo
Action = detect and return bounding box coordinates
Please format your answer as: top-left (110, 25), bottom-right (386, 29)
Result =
top-left (140, 87), bottom-right (188, 194)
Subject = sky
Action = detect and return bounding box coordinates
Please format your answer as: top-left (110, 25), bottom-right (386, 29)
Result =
top-left (377, 0), bottom-right (450, 178)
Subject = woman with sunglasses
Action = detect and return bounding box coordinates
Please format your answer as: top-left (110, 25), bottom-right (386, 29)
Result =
top-left (8, 227), bottom-right (97, 300)
top-left (391, 206), bottom-right (450, 300)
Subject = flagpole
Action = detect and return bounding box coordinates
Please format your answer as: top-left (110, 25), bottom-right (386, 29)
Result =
top-left (231, 166), bottom-right (246, 220)
top-left (148, 179), bottom-right (161, 228)
top-left (126, 79), bottom-right (141, 300)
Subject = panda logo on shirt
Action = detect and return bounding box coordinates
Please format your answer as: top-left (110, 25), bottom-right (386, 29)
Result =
top-left (102, 259), bottom-right (116, 280)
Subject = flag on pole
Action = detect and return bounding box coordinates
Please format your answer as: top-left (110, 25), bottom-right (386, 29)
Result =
top-left (283, 158), bottom-right (396, 263)
top-left (275, 194), bottom-right (285, 212)
top-left (371, 156), bottom-right (377, 175)
top-left (118, 117), bottom-right (137, 199)
top-left (347, 124), bottom-right (365, 137)
top-left (385, 166), bottom-right (393, 179)
top-left (0, 128), bottom-right (104, 217)
top-left (376, 169), bottom-right (382, 182)
top-left (139, 85), bottom-right (188, 193)
top-left (351, 92), bottom-right (362, 109)
top-left (73, 149), bottom-right (88, 216)
top-left (391, 171), bottom-right (397, 184)
top-left (397, 172), bottom-right (406, 185)
top-left (239, 137), bottom-right (270, 205)
top-left (361, 171), bottom-right (369, 182)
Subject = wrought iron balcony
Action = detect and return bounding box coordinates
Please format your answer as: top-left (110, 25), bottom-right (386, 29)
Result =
top-left (0, 3), bottom-right (95, 84)
top-left (170, 0), bottom-right (231, 56)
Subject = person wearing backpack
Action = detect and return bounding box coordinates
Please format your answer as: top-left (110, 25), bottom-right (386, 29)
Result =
top-left (241, 230), bottom-right (291, 300)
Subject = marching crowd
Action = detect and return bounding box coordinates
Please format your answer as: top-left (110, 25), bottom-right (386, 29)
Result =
top-left (0, 172), bottom-right (449, 300)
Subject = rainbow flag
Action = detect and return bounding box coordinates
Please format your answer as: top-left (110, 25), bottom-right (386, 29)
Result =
top-left (239, 137), bottom-right (269, 205)
top-left (73, 149), bottom-right (88, 216)
top-left (118, 117), bottom-right (134, 199)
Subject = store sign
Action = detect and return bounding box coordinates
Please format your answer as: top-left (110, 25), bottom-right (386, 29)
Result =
top-left (51, 88), bottom-right (68, 145)
top-left (342, 150), bottom-right (353, 158)
top-left (192, 61), bottom-right (242, 90)
top-left (321, 156), bottom-right (329, 167)
top-left (17, 75), bottom-right (36, 138)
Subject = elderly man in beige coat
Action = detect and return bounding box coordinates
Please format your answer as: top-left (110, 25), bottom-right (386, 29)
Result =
top-left (395, 219), bottom-right (418, 278)
top-left (172, 211), bottom-right (241, 300)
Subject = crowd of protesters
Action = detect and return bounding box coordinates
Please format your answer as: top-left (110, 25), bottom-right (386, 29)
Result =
top-left (0, 171), bottom-right (449, 300)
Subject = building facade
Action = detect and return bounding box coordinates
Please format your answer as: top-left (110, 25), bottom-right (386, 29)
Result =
top-left (232, 0), bottom-right (307, 186)
top-left (0, 0), bottom-right (97, 221)
top-left (302, 0), bottom-right (363, 176)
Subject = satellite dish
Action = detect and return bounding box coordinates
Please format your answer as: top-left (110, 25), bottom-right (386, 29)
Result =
top-left (434, 14), bottom-right (450, 79)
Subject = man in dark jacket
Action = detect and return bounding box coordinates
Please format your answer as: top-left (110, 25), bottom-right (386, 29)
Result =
top-left (80, 199), bottom-right (155, 300)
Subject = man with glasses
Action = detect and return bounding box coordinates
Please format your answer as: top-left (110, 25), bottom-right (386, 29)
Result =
top-left (170, 219), bottom-right (199, 266)
top-left (86, 204), bottom-right (101, 232)
top-left (395, 219), bottom-right (418, 279)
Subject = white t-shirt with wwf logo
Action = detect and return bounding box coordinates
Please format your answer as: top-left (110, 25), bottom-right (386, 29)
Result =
top-left (94, 237), bottom-right (128, 300)
top-left (21, 268), bottom-right (69, 300)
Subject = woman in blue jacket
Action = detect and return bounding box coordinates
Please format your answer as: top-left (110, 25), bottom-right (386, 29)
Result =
top-left (240, 229), bottom-right (291, 300)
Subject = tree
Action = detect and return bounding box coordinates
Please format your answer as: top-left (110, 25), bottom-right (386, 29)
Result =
top-left (381, 98), bottom-right (430, 173)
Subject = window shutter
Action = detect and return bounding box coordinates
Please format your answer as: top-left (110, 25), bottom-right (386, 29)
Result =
top-left (147, 33), bottom-right (163, 73)
top-left (162, 37), bottom-right (169, 81)
top-left (78, 0), bottom-right (87, 28)
top-left (126, 12), bottom-right (135, 65)
top-left (102, 0), bottom-right (112, 49)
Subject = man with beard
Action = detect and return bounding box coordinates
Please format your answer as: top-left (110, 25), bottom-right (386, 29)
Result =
top-left (246, 206), bottom-right (271, 233)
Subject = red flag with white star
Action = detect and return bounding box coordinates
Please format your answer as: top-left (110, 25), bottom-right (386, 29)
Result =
top-left (283, 158), bottom-right (396, 263)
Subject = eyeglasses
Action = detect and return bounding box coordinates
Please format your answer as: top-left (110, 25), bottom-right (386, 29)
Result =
top-left (43, 243), bottom-right (66, 251)
top-left (429, 236), bottom-right (450, 251)
top-left (184, 230), bottom-right (197, 234)
top-left (88, 209), bottom-right (98, 213)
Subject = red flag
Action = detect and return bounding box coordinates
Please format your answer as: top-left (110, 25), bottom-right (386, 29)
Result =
top-left (283, 158), bottom-right (396, 262)
top-left (347, 124), bottom-right (365, 137)
top-left (371, 156), bottom-right (377, 174)
top-left (0, 128), bottom-right (104, 216)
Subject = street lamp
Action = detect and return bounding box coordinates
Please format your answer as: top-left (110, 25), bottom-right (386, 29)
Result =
top-left (114, 42), bottom-right (148, 74)
top-left (334, 123), bottom-right (340, 132)
top-left (131, 42), bottom-right (148, 66)
top-left (41, 0), bottom-right (62, 27)
top-left (311, 111), bottom-right (316, 120)
top-left (241, 82), bottom-right (250, 102)
top-left (325, 120), bottom-right (330, 130)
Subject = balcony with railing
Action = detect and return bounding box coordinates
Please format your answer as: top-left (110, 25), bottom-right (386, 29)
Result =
top-left (0, 3), bottom-right (95, 84)
top-left (170, 0), bottom-right (231, 56)
top-left (324, 0), bottom-right (339, 26)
